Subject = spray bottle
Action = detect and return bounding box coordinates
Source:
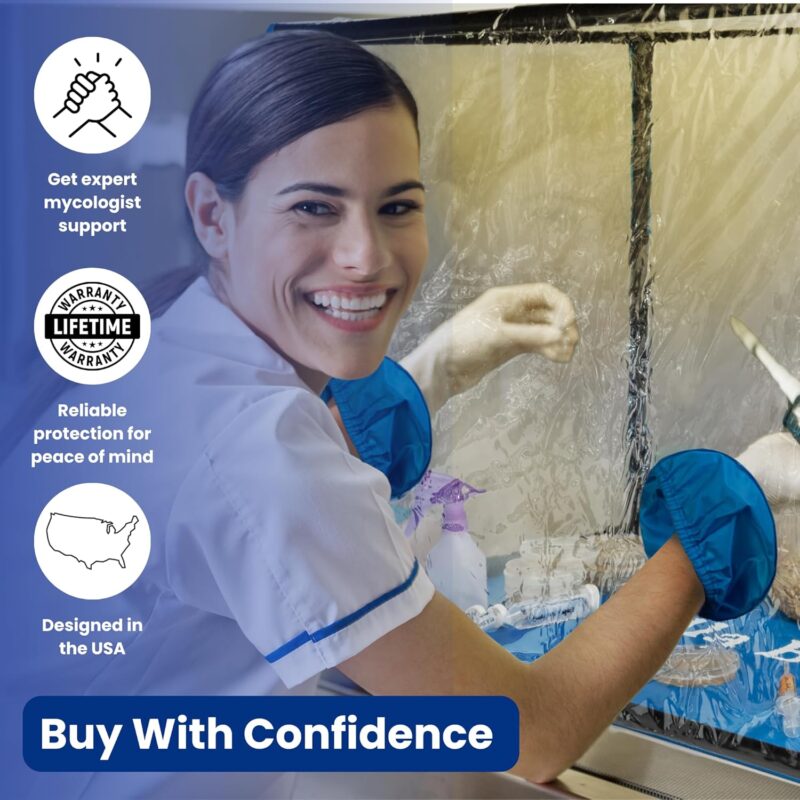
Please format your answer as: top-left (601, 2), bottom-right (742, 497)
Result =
top-left (405, 471), bottom-right (488, 611)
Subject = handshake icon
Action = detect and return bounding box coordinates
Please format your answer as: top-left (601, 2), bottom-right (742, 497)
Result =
top-left (35, 37), bottom-right (150, 154)
top-left (53, 71), bottom-right (132, 139)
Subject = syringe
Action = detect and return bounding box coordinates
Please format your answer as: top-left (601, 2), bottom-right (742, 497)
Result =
top-left (504, 584), bottom-right (600, 629)
top-left (465, 603), bottom-right (508, 632)
top-left (466, 585), bottom-right (601, 632)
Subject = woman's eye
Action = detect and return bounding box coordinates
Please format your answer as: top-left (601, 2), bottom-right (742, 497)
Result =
top-left (293, 201), bottom-right (335, 216)
top-left (381, 201), bottom-right (420, 216)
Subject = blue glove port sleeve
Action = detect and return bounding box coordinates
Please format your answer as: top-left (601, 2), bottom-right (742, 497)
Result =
top-left (321, 357), bottom-right (432, 499)
top-left (639, 448), bottom-right (777, 622)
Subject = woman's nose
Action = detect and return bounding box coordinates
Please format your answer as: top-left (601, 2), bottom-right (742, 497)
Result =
top-left (332, 210), bottom-right (392, 278)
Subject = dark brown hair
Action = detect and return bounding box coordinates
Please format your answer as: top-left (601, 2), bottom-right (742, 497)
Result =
top-left (186, 29), bottom-right (418, 202)
top-left (156, 30), bottom-right (418, 311)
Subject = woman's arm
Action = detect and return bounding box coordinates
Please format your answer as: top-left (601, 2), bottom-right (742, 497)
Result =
top-left (340, 534), bottom-right (703, 784)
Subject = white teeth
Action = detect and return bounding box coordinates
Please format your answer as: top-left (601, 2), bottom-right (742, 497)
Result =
top-left (310, 291), bottom-right (388, 311)
top-left (323, 307), bottom-right (381, 321)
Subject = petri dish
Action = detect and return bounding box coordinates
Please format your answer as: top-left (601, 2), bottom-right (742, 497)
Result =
top-left (654, 645), bottom-right (740, 687)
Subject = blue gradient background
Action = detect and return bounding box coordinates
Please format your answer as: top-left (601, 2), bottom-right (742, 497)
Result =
top-left (0, 3), bottom-right (358, 795)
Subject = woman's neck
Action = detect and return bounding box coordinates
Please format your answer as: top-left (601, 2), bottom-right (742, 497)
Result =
top-left (206, 266), bottom-right (330, 395)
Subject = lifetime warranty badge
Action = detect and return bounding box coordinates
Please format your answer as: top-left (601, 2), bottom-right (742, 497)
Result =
top-left (35, 268), bottom-right (151, 384)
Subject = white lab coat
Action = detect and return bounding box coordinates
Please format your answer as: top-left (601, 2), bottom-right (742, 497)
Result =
top-left (21, 276), bottom-right (435, 799)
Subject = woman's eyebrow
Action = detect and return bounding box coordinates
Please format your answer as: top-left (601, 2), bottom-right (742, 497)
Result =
top-left (383, 180), bottom-right (426, 197)
top-left (276, 180), bottom-right (426, 197)
top-left (277, 182), bottom-right (345, 197)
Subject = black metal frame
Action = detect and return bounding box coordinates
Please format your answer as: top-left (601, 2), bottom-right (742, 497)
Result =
top-left (270, 4), bottom-right (800, 44)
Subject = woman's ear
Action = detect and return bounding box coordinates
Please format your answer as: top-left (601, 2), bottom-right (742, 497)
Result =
top-left (185, 172), bottom-right (231, 261)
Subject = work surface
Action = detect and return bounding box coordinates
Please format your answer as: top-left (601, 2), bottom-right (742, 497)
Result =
top-left (487, 573), bottom-right (800, 781)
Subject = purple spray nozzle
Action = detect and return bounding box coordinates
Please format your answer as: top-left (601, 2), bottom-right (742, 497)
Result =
top-left (404, 470), bottom-right (485, 536)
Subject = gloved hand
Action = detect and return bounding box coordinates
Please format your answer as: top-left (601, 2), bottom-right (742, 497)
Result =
top-left (401, 283), bottom-right (579, 416)
top-left (639, 449), bottom-right (776, 621)
top-left (737, 431), bottom-right (800, 509)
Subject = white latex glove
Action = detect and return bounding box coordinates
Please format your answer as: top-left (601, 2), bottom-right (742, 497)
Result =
top-left (737, 431), bottom-right (800, 508)
top-left (401, 283), bottom-right (579, 416)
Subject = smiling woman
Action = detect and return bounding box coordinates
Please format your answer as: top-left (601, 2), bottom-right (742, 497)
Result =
top-left (185, 101), bottom-right (428, 391)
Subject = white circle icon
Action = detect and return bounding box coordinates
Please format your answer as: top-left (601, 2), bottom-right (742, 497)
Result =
top-left (34, 37), bottom-right (150, 154)
top-left (34, 483), bottom-right (151, 600)
top-left (34, 267), bottom-right (151, 385)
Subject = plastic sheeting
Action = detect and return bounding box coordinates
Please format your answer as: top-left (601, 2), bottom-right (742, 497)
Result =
top-left (384, 40), bottom-right (633, 554)
top-left (366, 12), bottom-right (800, 555)
top-left (289, 3), bottom-right (800, 783)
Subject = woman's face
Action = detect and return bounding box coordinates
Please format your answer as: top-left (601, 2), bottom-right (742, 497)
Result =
top-left (212, 103), bottom-right (428, 391)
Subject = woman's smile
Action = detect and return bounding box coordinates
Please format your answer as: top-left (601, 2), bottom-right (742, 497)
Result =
top-left (303, 286), bottom-right (399, 332)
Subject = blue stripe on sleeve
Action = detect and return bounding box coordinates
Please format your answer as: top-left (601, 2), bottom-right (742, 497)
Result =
top-left (265, 559), bottom-right (421, 664)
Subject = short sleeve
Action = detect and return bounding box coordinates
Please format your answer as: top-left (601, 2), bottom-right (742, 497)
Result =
top-left (166, 389), bottom-right (435, 688)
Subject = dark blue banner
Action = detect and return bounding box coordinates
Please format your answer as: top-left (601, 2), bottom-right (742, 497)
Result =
top-left (24, 695), bottom-right (519, 773)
